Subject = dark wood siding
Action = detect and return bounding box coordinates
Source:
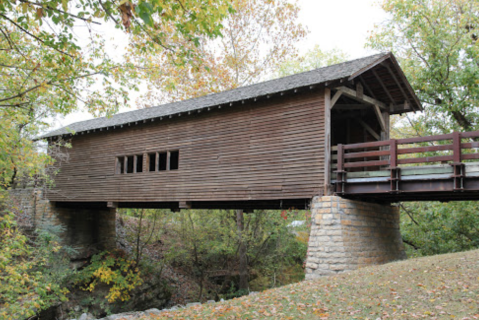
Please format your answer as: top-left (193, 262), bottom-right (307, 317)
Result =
top-left (47, 89), bottom-right (326, 203)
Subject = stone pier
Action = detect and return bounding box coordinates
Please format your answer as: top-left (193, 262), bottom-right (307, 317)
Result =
top-left (305, 196), bottom-right (406, 280)
top-left (8, 189), bottom-right (116, 259)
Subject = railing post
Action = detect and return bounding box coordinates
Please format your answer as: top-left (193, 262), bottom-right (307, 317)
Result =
top-left (390, 139), bottom-right (397, 168)
top-left (336, 144), bottom-right (345, 194)
top-left (453, 131), bottom-right (461, 163)
top-left (452, 131), bottom-right (464, 191)
top-left (389, 139), bottom-right (400, 193)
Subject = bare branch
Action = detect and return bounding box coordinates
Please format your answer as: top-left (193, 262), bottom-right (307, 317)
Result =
top-left (0, 13), bottom-right (74, 57)
top-left (0, 102), bottom-right (30, 108)
top-left (18, 0), bottom-right (102, 25)
top-left (0, 68), bottom-right (116, 104)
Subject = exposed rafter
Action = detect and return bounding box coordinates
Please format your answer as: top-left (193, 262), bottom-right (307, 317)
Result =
top-left (381, 62), bottom-right (411, 107)
top-left (336, 86), bottom-right (387, 110)
top-left (387, 55), bottom-right (422, 111)
top-left (371, 69), bottom-right (395, 104)
top-left (358, 75), bottom-right (377, 99)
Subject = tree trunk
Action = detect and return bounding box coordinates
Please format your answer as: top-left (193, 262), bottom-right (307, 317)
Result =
top-left (236, 209), bottom-right (249, 291)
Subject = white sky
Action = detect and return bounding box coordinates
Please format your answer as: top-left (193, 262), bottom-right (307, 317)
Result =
top-left (51, 0), bottom-right (388, 130)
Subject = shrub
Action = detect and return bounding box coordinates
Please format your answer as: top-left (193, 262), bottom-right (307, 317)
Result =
top-left (0, 212), bottom-right (71, 319)
top-left (74, 250), bottom-right (143, 303)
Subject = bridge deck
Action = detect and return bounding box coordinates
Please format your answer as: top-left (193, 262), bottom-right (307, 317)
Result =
top-left (333, 130), bottom-right (479, 202)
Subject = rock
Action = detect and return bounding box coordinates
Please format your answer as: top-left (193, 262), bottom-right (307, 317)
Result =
top-left (144, 308), bottom-right (162, 315)
top-left (220, 298), bottom-right (225, 302)
top-left (186, 302), bottom-right (201, 308)
top-left (79, 313), bottom-right (95, 320)
top-left (100, 312), bottom-right (144, 320)
top-left (207, 300), bottom-right (216, 304)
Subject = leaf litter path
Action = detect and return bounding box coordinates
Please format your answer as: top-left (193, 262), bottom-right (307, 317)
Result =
top-left (141, 249), bottom-right (479, 319)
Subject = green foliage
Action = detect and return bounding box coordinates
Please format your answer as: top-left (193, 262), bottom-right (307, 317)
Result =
top-left (0, 0), bottom-right (233, 190)
top-left (368, 0), bottom-right (479, 133)
top-left (0, 210), bottom-right (71, 319)
top-left (401, 201), bottom-right (479, 257)
top-left (130, 0), bottom-right (307, 106)
top-left (274, 45), bottom-right (349, 78)
top-left (166, 209), bottom-right (310, 298)
top-left (74, 250), bottom-right (143, 303)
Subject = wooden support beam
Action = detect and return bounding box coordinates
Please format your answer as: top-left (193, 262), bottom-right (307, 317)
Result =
top-left (373, 105), bottom-right (387, 132)
top-left (179, 201), bottom-right (192, 209)
top-left (371, 69), bottom-right (395, 104)
top-left (330, 91), bottom-right (342, 109)
top-left (324, 88), bottom-right (332, 194)
top-left (357, 119), bottom-right (380, 141)
top-left (107, 201), bottom-right (118, 208)
top-left (337, 86), bottom-right (387, 109)
top-left (356, 82), bottom-right (364, 99)
top-left (381, 111), bottom-right (390, 139)
top-left (334, 104), bottom-right (369, 110)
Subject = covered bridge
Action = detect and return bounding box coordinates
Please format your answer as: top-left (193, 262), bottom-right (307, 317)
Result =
top-left (41, 52), bottom-right (420, 210)
top-left (38, 52), bottom-right (478, 278)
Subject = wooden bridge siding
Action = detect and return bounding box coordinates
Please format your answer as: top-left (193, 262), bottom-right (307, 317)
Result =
top-left (47, 90), bottom-right (327, 203)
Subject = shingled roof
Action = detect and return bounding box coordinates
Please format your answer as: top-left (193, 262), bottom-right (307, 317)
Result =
top-left (40, 52), bottom-right (402, 139)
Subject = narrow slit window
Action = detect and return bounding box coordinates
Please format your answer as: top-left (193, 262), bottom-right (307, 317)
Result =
top-left (117, 156), bottom-right (124, 174)
top-left (136, 155), bottom-right (143, 173)
top-left (126, 155), bottom-right (134, 173)
top-left (148, 153), bottom-right (156, 172)
top-left (158, 152), bottom-right (167, 171)
top-left (169, 150), bottom-right (179, 170)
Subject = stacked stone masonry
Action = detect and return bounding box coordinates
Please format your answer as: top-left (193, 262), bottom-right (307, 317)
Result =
top-left (8, 189), bottom-right (116, 259)
top-left (305, 196), bottom-right (406, 280)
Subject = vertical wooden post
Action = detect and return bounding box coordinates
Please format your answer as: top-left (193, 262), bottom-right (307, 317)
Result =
top-left (381, 111), bottom-right (390, 141)
top-left (453, 131), bottom-right (461, 163)
top-left (324, 88), bottom-right (332, 195)
top-left (123, 157), bottom-right (128, 174)
top-left (390, 139), bottom-right (397, 168)
top-left (389, 139), bottom-right (399, 193)
top-left (155, 152), bottom-right (159, 171)
top-left (452, 132), bottom-right (464, 191)
top-left (337, 144), bottom-right (344, 173)
top-left (336, 144), bottom-right (344, 194)
top-left (115, 157), bottom-right (120, 174)
top-left (133, 155), bottom-right (138, 173)
top-left (167, 151), bottom-right (171, 171)
top-left (143, 152), bottom-right (147, 172)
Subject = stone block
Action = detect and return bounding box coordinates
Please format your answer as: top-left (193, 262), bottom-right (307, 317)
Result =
top-left (306, 262), bottom-right (318, 269)
top-left (321, 201), bottom-right (332, 208)
top-left (321, 213), bottom-right (333, 220)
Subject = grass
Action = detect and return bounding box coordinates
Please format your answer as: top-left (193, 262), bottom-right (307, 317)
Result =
top-left (141, 249), bottom-right (479, 319)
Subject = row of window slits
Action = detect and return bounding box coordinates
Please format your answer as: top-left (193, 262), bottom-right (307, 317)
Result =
top-left (117, 151), bottom-right (179, 174)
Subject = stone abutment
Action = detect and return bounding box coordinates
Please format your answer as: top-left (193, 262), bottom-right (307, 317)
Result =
top-left (305, 196), bottom-right (406, 280)
top-left (8, 189), bottom-right (116, 259)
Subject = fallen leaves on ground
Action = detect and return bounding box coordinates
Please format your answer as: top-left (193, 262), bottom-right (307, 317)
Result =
top-left (141, 249), bottom-right (479, 319)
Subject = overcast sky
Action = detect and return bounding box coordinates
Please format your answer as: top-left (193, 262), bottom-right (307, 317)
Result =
top-left (52, 0), bottom-right (389, 129)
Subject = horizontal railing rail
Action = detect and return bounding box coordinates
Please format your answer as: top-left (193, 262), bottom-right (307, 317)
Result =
top-left (333, 130), bottom-right (479, 194)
